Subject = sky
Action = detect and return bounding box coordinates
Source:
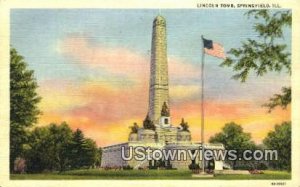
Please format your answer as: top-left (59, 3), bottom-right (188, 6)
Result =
top-left (11, 9), bottom-right (291, 146)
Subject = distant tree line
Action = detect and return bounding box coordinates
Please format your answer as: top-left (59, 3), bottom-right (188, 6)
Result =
top-left (209, 121), bottom-right (291, 171)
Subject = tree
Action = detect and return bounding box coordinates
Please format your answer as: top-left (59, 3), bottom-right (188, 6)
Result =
top-left (263, 121), bottom-right (291, 171)
top-left (69, 129), bottom-right (86, 169)
top-left (48, 122), bottom-right (73, 171)
top-left (25, 123), bottom-right (99, 172)
top-left (10, 48), bottom-right (42, 172)
top-left (25, 122), bottom-right (73, 172)
top-left (95, 147), bottom-right (103, 168)
top-left (25, 125), bottom-right (53, 172)
top-left (221, 10), bottom-right (291, 111)
top-left (209, 122), bottom-right (255, 168)
top-left (209, 122), bottom-right (255, 150)
top-left (262, 87), bottom-right (291, 112)
top-left (179, 118), bottom-right (190, 132)
top-left (69, 129), bottom-right (98, 169)
top-left (81, 138), bottom-right (98, 168)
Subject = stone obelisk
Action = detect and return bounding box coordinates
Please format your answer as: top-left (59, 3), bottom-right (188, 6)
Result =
top-left (148, 15), bottom-right (169, 123)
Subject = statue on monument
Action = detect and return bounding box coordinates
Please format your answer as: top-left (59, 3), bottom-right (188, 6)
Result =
top-left (161, 102), bottom-right (170, 117)
top-left (129, 122), bottom-right (139, 134)
top-left (180, 118), bottom-right (190, 132)
top-left (143, 115), bottom-right (156, 130)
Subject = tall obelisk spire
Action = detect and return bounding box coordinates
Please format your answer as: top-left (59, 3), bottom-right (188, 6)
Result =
top-left (148, 15), bottom-right (169, 123)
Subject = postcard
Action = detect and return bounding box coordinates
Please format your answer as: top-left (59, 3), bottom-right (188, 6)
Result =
top-left (0, 0), bottom-right (299, 186)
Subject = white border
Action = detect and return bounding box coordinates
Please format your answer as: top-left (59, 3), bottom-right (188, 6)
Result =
top-left (0, 0), bottom-right (299, 186)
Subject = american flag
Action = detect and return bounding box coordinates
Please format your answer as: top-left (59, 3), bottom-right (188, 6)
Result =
top-left (202, 37), bottom-right (226, 59)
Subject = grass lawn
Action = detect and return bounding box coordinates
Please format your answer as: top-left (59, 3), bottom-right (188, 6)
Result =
top-left (214, 170), bottom-right (291, 180)
top-left (10, 169), bottom-right (291, 180)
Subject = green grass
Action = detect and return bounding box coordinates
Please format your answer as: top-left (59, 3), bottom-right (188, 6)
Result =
top-left (214, 170), bottom-right (291, 180)
top-left (10, 169), bottom-right (291, 180)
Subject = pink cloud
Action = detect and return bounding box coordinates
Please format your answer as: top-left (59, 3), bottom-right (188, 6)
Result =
top-left (39, 82), bottom-right (290, 146)
top-left (60, 36), bottom-right (147, 79)
top-left (59, 35), bottom-right (200, 81)
top-left (35, 35), bottom-right (291, 147)
top-left (169, 57), bottom-right (201, 79)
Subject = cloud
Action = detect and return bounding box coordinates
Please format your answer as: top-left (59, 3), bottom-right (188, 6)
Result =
top-left (40, 35), bottom-right (205, 145)
top-left (171, 101), bottom-right (290, 143)
top-left (36, 34), bottom-right (290, 147)
top-left (170, 85), bottom-right (201, 102)
top-left (38, 79), bottom-right (148, 146)
top-left (59, 35), bottom-right (201, 81)
top-left (39, 77), bottom-right (290, 147)
top-left (60, 35), bottom-right (148, 79)
top-left (38, 79), bottom-right (89, 112)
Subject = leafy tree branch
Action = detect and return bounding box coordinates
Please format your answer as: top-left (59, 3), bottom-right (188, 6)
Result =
top-left (263, 86), bottom-right (291, 112)
top-left (221, 10), bottom-right (291, 111)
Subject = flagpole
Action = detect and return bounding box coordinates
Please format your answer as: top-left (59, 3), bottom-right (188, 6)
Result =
top-left (201, 35), bottom-right (205, 174)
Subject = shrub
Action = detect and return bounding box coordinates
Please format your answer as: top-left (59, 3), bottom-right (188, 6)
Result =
top-left (188, 163), bottom-right (200, 170)
top-left (122, 165), bottom-right (133, 170)
top-left (149, 165), bottom-right (158, 170)
top-left (165, 164), bottom-right (173, 170)
top-left (14, 157), bottom-right (26, 174)
top-left (256, 162), bottom-right (268, 170)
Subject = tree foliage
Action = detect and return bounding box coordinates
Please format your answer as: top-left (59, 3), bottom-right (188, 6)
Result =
top-left (263, 86), bottom-right (291, 112)
top-left (209, 122), bottom-right (255, 150)
top-left (69, 129), bottom-right (99, 169)
top-left (10, 48), bottom-right (102, 173)
top-left (24, 123), bottom-right (100, 173)
top-left (25, 122), bottom-right (72, 172)
top-left (10, 48), bottom-right (42, 172)
top-left (209, 122), bottom-right (255, 168)
top-left (221, 10), bottom-right (291, 111)
top-left (263, 121), bottom-right (291, 171)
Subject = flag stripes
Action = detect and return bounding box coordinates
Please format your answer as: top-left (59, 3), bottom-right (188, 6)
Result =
top-left (202, 37), bottom-right (226, 59)
top-left (204, 42), bottom-right (225, 59)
